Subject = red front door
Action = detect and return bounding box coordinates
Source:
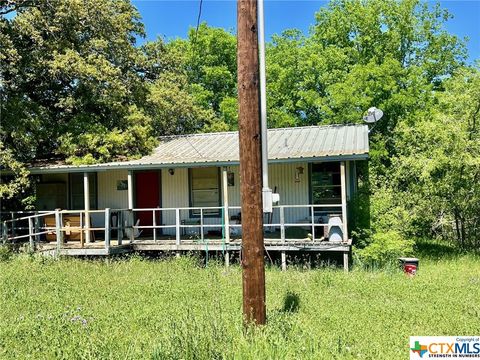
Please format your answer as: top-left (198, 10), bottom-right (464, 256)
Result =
top-left (135, 171), bottom-right (161, 235)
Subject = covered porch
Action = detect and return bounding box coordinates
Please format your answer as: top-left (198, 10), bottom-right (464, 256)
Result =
top-left (2, 203), bottom-right (352, 270)
top-left (1, 125), bottom-right (368, 270)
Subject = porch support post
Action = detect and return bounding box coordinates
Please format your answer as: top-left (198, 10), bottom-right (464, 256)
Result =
top-left (127, 170), bottom-right (135, 244)
top-left (117, 211), bottom-right (123, 246)
top-left (225, 250), bottom-right (230, 267)
top-left (11, 213), bottom-right (16, 239)
top-left (127, 170), bottom-right (134, 209)
top-left (346, 161), bottom-right (351, 200)
top-left (34, 211), bottom-right (40, 244)
top-left (2, 221), bottom-right (7, 242)
top-left (340, 162), bottom-right (348, 243)
top-left (281, 251), bottom-right (287, 271)
top-left (343, 252), bottom-right (349, 272)
top-left (280, 206), bottom-right (285, 243)
top-left (175, 208), bottom-right (180, 258)
top-left (222, 167), bottom-right (230, 267)
top-left (28, 217), bottom-right (34, 251)
top-left (104, 208), bottom-right (111, 252)
top-left (83, 172), bottom-right (91, 243)
top-left (55, 208), bottom-right (62, 255)
top-left (342, 162), bottom-right (350, 272)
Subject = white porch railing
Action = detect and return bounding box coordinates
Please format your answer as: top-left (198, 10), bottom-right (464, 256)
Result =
top-left (1, 204), bottom-right (346, 253)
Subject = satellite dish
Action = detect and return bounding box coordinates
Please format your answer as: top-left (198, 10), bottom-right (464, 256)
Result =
top-left (363, 107), bottom-right (384, 123)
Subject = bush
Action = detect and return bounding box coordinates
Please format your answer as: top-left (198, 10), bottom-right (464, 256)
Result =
top-left (0, 244), bottom-right (14, 261)
top-left (354, 230), bottom-right (414, 267)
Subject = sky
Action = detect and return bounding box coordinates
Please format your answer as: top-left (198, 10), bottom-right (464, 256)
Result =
top-left (132, 0), bottom-right (480, 62)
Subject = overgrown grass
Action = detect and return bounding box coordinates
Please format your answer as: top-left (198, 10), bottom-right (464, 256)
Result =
top-left (0, 252), bottom-right (479, 359)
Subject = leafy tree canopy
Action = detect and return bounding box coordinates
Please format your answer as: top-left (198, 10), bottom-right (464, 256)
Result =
top-left (266, 0), bottom-right (466, 133)
top-left (386, 66), bottom-right (480, 247)
top-left (1, 0), bottom-right (154, 165)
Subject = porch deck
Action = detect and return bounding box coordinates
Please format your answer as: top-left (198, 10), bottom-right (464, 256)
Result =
top-left (35, 238), bottom-right (351, 253)
top-left (33, 238), bottom-right (351, 270)
top-left (2, 205), bottom-right (352, 270)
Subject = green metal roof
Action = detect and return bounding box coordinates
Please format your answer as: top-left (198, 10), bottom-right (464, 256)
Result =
top-left (29, 124), bottom-right (369, 174)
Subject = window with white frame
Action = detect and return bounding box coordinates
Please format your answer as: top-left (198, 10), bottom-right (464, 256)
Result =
top-left (189, 167), bottom-right (220, 216)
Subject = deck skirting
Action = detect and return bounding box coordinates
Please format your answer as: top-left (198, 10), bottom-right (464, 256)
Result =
top-left (35, 238), bottom-right (351, 270)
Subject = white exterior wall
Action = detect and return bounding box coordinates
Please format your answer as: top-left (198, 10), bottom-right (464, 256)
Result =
top-left (46, 161), bottom-right (350, 232)
top-left (158, 162), bottom-right (310, 234)
top-left (223, 162), bottom-right (308, 204)
top-left (156, 163), bottom-right (309, 235)
top-left (88, 170), bottom-right (129, 227)
top-left (160, 167), bottom-right (228, 235)
top-left (222, 162), bottom-right (310, 224)
top-left (97, 170), bottom-right (129, 210)
top-left (161, 168), bottom-right (188, 234)
top-left (268, 162), bottom-right (310, 224)
top-left (226, 165), bottom-right (240, 207)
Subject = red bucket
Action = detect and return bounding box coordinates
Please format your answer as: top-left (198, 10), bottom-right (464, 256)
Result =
top-left (404, 264), bottom-right (417, 276)
top-left (399, 257), bottom-right (419, 276)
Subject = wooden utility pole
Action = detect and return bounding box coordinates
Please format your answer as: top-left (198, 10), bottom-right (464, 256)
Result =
top-left (237, 0), bottom-right (266, 325)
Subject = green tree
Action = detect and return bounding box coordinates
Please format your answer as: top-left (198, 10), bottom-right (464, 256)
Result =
top-left (0, 141), bottom-right (30, 202)
top-left (388, 67), bottom-right (480, 248)
top-left (144, 72), bottom-right (218, 136)
top-left (0, 0), bottom-right (153, 165)
top-left (166, 23), bottom-right (237, 130)
top-left (266, 0), bottom-right (466, 133)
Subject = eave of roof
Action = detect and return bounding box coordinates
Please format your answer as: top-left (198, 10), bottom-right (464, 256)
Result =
top-left (27, 124), bottom-right (369, 174)
top-left (27, 154), bottom-right (368, 174)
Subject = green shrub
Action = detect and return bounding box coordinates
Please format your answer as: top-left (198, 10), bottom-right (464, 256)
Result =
top-left (0, 244), bottom-right (14, 261)
top-left (354, 230), bottom-right (414, 267)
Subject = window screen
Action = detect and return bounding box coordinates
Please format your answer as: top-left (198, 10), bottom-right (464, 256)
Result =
top-left (190, 167), bottom-right (220, 216)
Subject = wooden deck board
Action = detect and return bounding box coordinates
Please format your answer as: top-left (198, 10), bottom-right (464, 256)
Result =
top-left (35, 238), bottom-right (351, 254)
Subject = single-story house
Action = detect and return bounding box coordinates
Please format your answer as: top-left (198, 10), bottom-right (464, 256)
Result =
top-left (2, 124), bottom-right (369, 268)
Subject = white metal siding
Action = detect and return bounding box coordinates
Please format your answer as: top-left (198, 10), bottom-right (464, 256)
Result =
top-left (214, 163), bottom-right (310, 224)
top-left (74, 162), bottom-right (348, 232)
top-left (88, 170), bottom-right (128, 227)
top-left (161, 168), bottom-right (189, 234)
top-left (268, 162), bottom-right (309, 224)
top-left (226, 166), bottom-right (240, 207)
top-left (161, 167), bottom-right (238, 235)
top-left (97, 170), bottom-right (129, 210)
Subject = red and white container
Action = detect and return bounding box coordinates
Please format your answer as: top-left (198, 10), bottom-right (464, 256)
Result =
top-left (399, 257), bottom-right (419, 276)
